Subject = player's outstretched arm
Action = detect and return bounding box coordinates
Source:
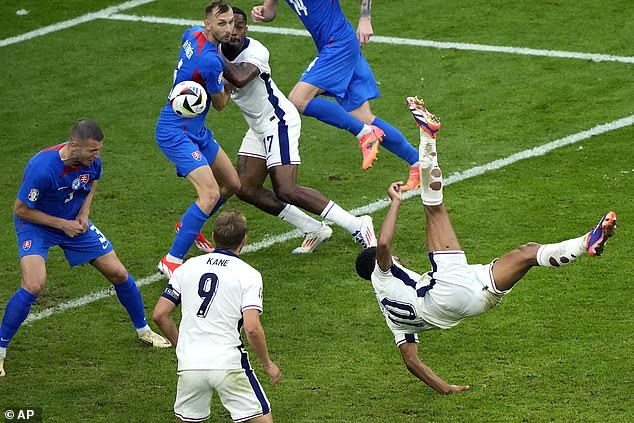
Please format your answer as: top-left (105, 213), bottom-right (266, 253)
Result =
top-left (222, 62), bottom-right (260, 88)
top-left (152, 297), bottom-right (179, 347)
top-left (376, 182), bottom-right (403, 271)
top-left (75, 180), bottom-right (98, 232)
top-left (357, 0), bottom-right (374, 46)
top-left (13, 199), bottom-right (84, 238)
top-left (251, 0), bottom-right (278, 23)
top-left (399, 342), bottom-right (470, 394)
top-left (243, 309), bottom-right (281, 385)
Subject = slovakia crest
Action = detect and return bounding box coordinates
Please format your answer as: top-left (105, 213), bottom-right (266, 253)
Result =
top-left (27, 188), bottom-right (39, 202)
top-left (72, 174), bottom-right (90, 190)
top-left (192, 151), bottom-right (202, 161)
top-left (22, 240), bottom-right (32, 251)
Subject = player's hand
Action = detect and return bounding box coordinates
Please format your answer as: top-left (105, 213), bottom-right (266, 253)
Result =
top-left (75, 212), bottom-right (90, 232)
top-left (60, 219), bottom-right (85, 238)
top-left (264, 362), bottom-right (281, 386)
top-left (387, 182), bottom-right (403, 202)
top-left (357, 17), bottom-right (374, 46)
top-left (443, 384), bottom-right (470, 394)
top-left (251, 5), bottom-right (276, 22)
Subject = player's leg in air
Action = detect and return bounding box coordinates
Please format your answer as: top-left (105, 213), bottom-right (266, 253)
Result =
top-left (409, 96), bottom-right (617, 295)
top-left (287, 42), bottom-right (386, 172)
top-left (158, 133), bottom-right (240, 278)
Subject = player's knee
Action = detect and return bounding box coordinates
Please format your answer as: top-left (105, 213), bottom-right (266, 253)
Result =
top-left (198, 190), bottom-right (221, 212)
top-left (236, 184), bottom-right (256, 203)
top-left (21, 279), bottom-right (45, 296)
top-left (273, 184), bottom-right (300, 205)
top-left (220, 177), bottom-right (241, 199)
top-left (107, 266), bottom-right (130, 285)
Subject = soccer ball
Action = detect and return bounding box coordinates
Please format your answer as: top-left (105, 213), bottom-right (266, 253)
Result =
top-left (169, 80), bottom-right (207, 118)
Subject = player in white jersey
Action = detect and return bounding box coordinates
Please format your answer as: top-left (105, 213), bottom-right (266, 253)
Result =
top-left (218, 8), bottom-right (376, 254)
top-left (355, 97), bottom-right (617, 394)
top-left (153, 210), bottom-right (280, 422)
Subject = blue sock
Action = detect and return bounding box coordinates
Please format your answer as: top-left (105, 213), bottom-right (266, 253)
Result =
top-left (372, 117), bottom-right (418, 165)
top-left (114, 274), bottom-right (147, 330)
top-left (0, 288), bottom-right (38, 348)
top-left (209, 198), bottom-right (226, 217)
top-left (303, 98), bottom-right (364, 135)
top-left (169, 202), bottom-right (210, 259)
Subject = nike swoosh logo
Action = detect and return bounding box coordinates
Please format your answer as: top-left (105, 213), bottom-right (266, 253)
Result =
top-left (0, 337), bottom-right (10, 342)
top-left (102, 242), bottom-right (109, 250)
top-left (364, 140), bottom-right (378, 150)
top-left (57, 186), bottom-right (70, 190)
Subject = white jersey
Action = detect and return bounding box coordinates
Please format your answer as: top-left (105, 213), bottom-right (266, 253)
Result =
top-left (372, 251), bottom-right (505, 347)
top-left (164, 250), bottom-right (264, 371)
top-left (219, 38), bottom-right (300, 133)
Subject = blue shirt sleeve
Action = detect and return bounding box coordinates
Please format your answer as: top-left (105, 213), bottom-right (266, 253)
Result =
top-left (200, 54), bottom-right (224, 95)
top-left (17, 160), bottom-right (51, 209)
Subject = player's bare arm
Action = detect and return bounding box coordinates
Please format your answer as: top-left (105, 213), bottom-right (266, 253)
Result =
top-left (210, 86), bottom-right (232, 111)
top-left (75, 180), bottom-right (98, 232)
top-left (222, 62), bottom-right (260, 88)
top-left (357, 0), bottom-right (374, 46)
top-left (13, 199), bottom-right (84, 238)
top-left (152, 297), bottom-right (179, 347)
top-left (243, 309), bottom-right (281, 385)
top-left (376, 182), bottom-right (403, 271)
top-left (398, 342), bottom-right (470, 394)
top-left (252, 0), bottom-right (278, 22)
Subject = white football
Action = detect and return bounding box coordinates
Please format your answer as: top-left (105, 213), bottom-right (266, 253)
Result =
top-left (170, 80), bottom-right (208, 118)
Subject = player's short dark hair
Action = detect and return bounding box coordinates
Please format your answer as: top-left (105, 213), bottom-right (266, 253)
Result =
top-left (232, 7), bottom-right (247, 22)
top-left (355, 247), bottom-right (377, 281)
top-left (206, 0), bottom-right (232, 17)
top-left (70, 119), bottom-right (104, 143)
top-left (213, 209), bottom-right (247, 250)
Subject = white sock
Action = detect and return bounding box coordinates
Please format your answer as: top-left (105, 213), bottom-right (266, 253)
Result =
top-left (419, 128), bottom-right (438, 168)
top-left (136, 325), bottom-right (151, 335)
top-left (536, 235), bottom-right (587, 267)
top-left (356, 124), bottom-right (373, 140)
top-left (421, 165), bottom-right (443, 206)
top-left (320, 201), bottom-right (360, 233)
top-left (0, 347), bottom-right (6, 359)
top-left (278, 204), bottom-right (322, 233)
top-left (166, 254), bottom-right (183, 264)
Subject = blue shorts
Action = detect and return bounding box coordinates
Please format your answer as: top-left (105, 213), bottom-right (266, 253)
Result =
top-left (300, 37), bottom-right (380, 112)
top-left (16, 221), bottom-right (114, 267)
top-left (156, 127), bottom-right (220, 177)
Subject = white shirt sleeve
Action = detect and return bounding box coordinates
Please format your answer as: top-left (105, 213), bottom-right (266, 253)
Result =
top-left (394, 331), bottom-right (419, 347)
top-left (241, 40), bottom-right (270, 75)
top-left (241, 269), bottom-right (263, 313)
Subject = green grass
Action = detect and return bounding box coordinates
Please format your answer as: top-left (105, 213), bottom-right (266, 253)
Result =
top-left (1, 1), bottom-right (633, 422)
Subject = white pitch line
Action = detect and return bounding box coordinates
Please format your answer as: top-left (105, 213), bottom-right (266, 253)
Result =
top-left (104, 13), bottom-right (634, 64)
top-left (0, 0), bottom-right (155, 48)
top-left (25, 114), bottom-right (634, 324)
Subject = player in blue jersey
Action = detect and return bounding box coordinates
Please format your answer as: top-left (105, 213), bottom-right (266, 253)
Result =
top-left (0, 119), bottom-right (170, 378)
top-left (156, 1), bottom-right (241, 278)
top-left (251, 0), bottom-right (424, 190)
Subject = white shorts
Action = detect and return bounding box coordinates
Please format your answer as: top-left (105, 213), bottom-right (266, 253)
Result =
top-left (238, 122), bottom-right (301, 169)
top-left (174, 368), bottom-right (271, 422)
top-left (423, 251), bottom-right (509, 324)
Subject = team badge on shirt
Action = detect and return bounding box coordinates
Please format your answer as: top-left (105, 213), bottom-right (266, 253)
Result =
top-left (192, 151), bottom-right (202, 161)
top-left (71, 174), bottom-right (90, 190)
top-left (22, 240), bottom-right (32, 251)
top-left (27, 188), bottom-right (39, 202)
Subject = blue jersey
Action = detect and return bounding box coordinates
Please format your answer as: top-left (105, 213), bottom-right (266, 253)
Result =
top-left (285, 0), bottom-right (356, 49)
top-left (15, 143), bottom-right (102, 229)
top-left (157, 26), bottom-right (225, 137)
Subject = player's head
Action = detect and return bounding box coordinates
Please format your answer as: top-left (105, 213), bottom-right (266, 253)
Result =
top-left (355, 247), bottom-right (377, 281)
top-left (204, 0), bottom-right (234, 44)
top-left (225, 7), bottom-right (248, 49)
top-left (68, 119), bottom-right (104, 167)
top-left (212, 209), bottom-right (247, 252)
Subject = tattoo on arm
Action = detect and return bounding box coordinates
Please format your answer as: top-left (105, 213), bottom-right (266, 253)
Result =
top-left (360, 0), bottom-right (372, 17)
